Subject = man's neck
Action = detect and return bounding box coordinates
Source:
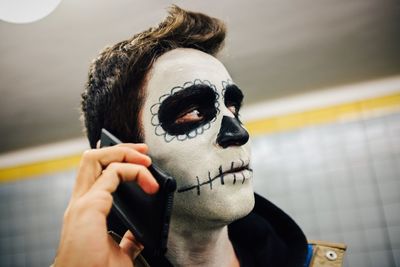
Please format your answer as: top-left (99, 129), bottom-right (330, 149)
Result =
top-left (166, 217), bottom-right (239, 267)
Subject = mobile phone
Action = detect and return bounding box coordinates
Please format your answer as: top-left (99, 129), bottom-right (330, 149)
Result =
top-left (100, 128), bottom-right (176, 257)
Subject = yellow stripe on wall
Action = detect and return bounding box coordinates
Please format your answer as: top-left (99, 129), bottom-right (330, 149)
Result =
top-left (0, 154), bottom-right (81, 183)
top-left (246, 93), bottom-right (400, 136)
top-left (0, 92), bottom-right (399, 183)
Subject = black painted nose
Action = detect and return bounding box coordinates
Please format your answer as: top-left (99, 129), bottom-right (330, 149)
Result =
top-left (216, 116), bottom-right (249, 148)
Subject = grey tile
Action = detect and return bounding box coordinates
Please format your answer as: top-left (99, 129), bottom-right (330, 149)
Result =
top-left (386, 115), bottom-right (400, 138)
top-left (378, 180), bottom-right (400, 204)
top-left (373, 158), bottom-right (399, 183)
top-left (354, 183), bottom-right (380, 207)
top-left (315, 210), bottom-right (341, 233)
top-left (0, 202), bottom-right (10, 215)
top-left (368, 249), bottom-right (396, 267)
top-left (8, 235), bottom-right (25, 254)
top-left (287, 191), bottom-right (313, 213)
top-left (364, 227), bottom-right (391, 251)
top-left (0, 253), bottom-right (12, 267)
top-left (328, 169), bottom-right (352, 189)
top-left (40, 230), bottom-right (60, 249)
top-left (24, 232), bottom-right (41, 251)
top-left (359, 206), bottom-right (385, 229)
top-left (286, 174), bottom-right (309, 193)
top-left (12, 252), bottom-right (26, 267)
top-left (26, 250), bottom-right (42, 267)
top-left (279, 140), bottom-right (300, 156)
top-left (0, 219), bottom-right (10, 237)
top-left (388, 226), bottom-right (400, 249)
top-left (0, 236), bottom-right (13, 254)
top-left (337, 208), bottom-right (363, 231)
top-left (311, 189), bottom-right (337, 212)
top-left (342, 230), bottom-right (368, 253)
top-left (383, 202), bottom-right (400, 226)
top-left (344, 143), bottom-right (370, 163)
top-left (349, 162), bottom-right (374, 184)
top-left (342, 122), bottom-right (366, 144)
top-left (388, 137), bottom-right (400, 157)
top-left (333, 187), bottom-right (358, 211)
top-left (392, 249), bottom-right (400, 267)
top-left (316, 232), bottom-right (344, 245)
top-left (320, 145), bottom-right (342, 160)
top-left (283, 157), bottom-right (305, 176)
top-left (367, 138), bottom-right (392, 160)
top-left (7, 221), bottom-right (24, 239)
top-left (306, 170), bottom-right (331, 189)
top-left (364, 118), bottom-right (387, 140)
top-left (326, 156), bottom-right (348, 172)
top-left (393, 248), bottom-right (400, 267)
top-left (256, 174), bottom-right (289, 197)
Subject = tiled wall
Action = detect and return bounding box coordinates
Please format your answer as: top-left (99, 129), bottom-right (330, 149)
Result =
top-left (252, 111), bottom-right (400, 267)
top-left (0, 111), bottom-right (399, 266)
top-left (0, 172), bottom-right (74, 267)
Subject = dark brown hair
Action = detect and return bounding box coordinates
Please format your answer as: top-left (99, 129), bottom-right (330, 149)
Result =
top-left (81, 5), bottom-right (226, 148)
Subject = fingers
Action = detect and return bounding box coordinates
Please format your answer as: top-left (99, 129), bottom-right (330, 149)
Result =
top-left (104, 143), bottom-right (149, 154)
top-left (72, 144), bottom-right (152, 199)
top-left (117, 143), bottom-right (149, 154)
top-left (89, 162), bottom-right (159, 195)
top-left (119, 231), bottom-right (144, 260)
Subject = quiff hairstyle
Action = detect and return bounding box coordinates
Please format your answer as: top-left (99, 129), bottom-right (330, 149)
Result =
top-left (81, 5), bottom-right (226, 148)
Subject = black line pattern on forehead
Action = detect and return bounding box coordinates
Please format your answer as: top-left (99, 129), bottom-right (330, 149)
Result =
top-left (177, 159), bottom-right (253, 195)
top-left (150, 79), bottom-right (220, 142)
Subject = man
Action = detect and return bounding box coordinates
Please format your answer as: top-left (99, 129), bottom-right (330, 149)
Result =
top-left (54, 6), bottom-right (345, 267)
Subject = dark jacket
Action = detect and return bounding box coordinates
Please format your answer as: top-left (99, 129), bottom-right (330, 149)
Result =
top-left (134, 193), bottom-right (346, 267)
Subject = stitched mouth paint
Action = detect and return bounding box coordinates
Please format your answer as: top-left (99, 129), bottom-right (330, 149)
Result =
top-left (177, 160), bottom-right (253, 195)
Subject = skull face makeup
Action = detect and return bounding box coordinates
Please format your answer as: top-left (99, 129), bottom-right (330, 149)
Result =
top-left (142, 48), bottom-right (255, 225)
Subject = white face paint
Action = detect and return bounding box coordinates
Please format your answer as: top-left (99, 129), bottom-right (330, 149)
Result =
top-left (142, 48), bottom-right (254, 225)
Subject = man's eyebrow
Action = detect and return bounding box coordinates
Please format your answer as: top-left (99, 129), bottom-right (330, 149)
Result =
top-left (224, 84), bottom-right (244, 103)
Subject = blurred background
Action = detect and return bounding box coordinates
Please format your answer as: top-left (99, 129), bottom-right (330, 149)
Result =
top-left (1, 0), bottom-right (399, 266)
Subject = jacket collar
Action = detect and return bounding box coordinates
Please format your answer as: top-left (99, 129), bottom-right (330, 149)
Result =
top-left (228, 193), bottom-right (308, 267)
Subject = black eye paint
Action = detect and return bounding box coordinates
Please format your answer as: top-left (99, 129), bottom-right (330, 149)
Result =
top-left (223, 84), bottom-right (244, 121)
top-left (158, 84), bottom-right (218, 136)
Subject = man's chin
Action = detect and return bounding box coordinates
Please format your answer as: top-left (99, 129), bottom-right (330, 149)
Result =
top-left (213, 188), bottom-right (255, 225)
top-left (172, 178), bottom-right (255, 227)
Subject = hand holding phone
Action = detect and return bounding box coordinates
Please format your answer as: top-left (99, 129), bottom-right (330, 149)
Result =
top-left (54, 132), bottom-right (159, 266)
top-left (100, 128), bottom-right (176, 257)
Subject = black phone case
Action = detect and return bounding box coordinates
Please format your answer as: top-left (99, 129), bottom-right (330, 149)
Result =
top-left (100, 128), bottom-right (176, 257)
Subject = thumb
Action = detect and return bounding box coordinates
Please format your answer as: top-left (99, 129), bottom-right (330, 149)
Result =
top-left (119, 230), bottom-right (144, 260)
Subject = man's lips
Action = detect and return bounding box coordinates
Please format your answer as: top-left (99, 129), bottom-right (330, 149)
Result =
top-left (217, 159), bottom-right (251, 178)
top-left (218, 165), bottom-right (250, 177)
top-left (177, 159), bottom-right (253, 195)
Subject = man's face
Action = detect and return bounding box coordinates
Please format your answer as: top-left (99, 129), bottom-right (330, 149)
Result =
top-left (142, 48), bottom-right (254, 225)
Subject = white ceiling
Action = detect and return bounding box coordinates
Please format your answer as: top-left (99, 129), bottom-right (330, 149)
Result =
top-left (1, 0), bottom-right (399, 153)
